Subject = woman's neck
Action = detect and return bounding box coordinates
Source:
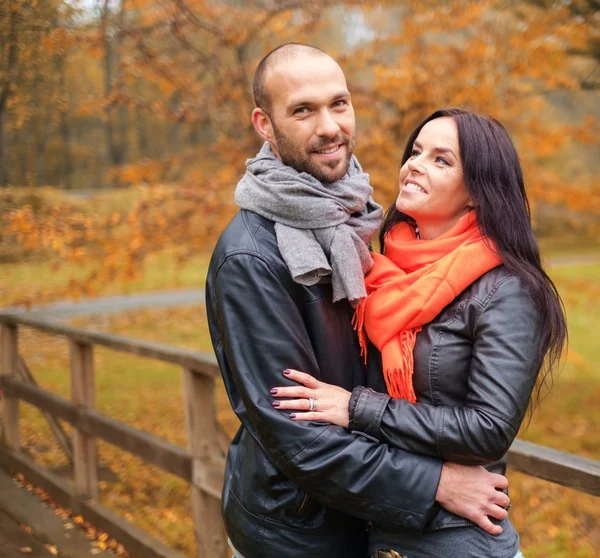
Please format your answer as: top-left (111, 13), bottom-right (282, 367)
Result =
top-left (415, 210), bottom-right (472, 240)
top-left (414, 221), bottom-right (454, 240)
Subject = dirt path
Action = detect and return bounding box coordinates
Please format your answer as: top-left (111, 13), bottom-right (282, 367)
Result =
top-left (1, 288), bottom-right (205, 319)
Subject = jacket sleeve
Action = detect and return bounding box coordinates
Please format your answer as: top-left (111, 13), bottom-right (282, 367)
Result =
top-left (351, 275), bottom-right (542, 465)
top-left (211, 252), bottom-right (442, 530)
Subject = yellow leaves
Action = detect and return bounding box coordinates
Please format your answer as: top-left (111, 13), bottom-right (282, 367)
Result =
top-left (1, 0), bottom-right (598, 306)
top-left (130, 236), bottom-right (144, 251)
top-left (157, 78), bottom-right (175, 94)
top-left (43, 28), bottom-right (75, 54)
top-left (115, 161), bottom-right (166, 186)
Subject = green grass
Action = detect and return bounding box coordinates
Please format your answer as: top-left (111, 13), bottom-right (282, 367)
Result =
top-left (517, 263), bottom-right (600, 456)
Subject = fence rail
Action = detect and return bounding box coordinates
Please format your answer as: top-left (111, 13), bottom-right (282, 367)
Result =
top-left (0, 312), bottom-right (599, 558)
top-left (0, 313), bottom-right (227, 558)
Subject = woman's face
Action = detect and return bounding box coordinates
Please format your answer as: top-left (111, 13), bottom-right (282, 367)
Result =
top-left (396, 117), bottom-right (472, 237)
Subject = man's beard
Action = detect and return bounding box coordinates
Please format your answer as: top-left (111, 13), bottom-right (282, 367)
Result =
top-left (272, 123), bottom-right (355, 184)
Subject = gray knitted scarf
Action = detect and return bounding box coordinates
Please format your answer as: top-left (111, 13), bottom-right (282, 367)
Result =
top-left (235, 142), bottom-right (383, 305)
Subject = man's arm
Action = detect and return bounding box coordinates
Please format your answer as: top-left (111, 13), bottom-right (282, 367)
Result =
top-left (211, 252), bottom-right (507, 532)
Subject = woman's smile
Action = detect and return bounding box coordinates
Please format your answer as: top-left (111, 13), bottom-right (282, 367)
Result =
top-left (401, 180), bottom-right (427, 194)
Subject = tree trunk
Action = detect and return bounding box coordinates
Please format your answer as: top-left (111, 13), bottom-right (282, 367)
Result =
top-left (102, 0), bottom-right (118, 179)
top-left (59, 53), bottom-right (73, 189)
top-left (0, 4), bottom-right (18, 186)
top-left (117, 0), bottom-right (128, 165)
top-left (136, 105), bottom-right (148, 158)
top-left (33, 67), bottom-right (52, 188)
top-left (0, 110), bottom-right (7, 187)
top-left (169, 91), bottom-right (182, 155)
top-left (35, 145), bottom-right (46, 187)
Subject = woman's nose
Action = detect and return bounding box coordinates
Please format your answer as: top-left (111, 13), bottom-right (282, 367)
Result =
top-left (407, 157), bottom-right (423, 173)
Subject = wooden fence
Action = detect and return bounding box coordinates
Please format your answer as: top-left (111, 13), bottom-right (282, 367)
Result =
top-left (0, 312), bottom-right (599, 557)
top-left (0, 313), bottom-right (228, 558)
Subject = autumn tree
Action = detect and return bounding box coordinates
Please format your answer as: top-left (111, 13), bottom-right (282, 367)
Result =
top-left (1, 1), bottom-right (56, 185)
top-left (3, 0), bottom-right (599, 303)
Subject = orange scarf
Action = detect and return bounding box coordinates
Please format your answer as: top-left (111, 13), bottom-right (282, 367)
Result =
top-left (354, 212), bottom-right (502, 402)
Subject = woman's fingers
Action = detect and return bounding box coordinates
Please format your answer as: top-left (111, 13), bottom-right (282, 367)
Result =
top-left (288, 412), bottom-right (323, 422)
top-left (282, 369), bottom-right (320, 388)
top-left (270, 386), bottom-right (312, 399)
top-left (272, 398), bottom-right (313, 411)
top-left (271, 373), bottom-right (351, 428)
top-left (271, 369), bottom-right (320, 397)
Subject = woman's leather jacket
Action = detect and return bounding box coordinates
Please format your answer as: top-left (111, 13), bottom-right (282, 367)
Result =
top-left (350, 266), bottom-right (543, 540)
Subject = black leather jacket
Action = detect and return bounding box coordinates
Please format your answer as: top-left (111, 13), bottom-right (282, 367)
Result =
top-left (351, 266), bottom-right (542, 540)
top-left (206, 210), bottom-right (443, 558)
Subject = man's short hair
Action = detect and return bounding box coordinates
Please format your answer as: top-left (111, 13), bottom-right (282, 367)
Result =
top-left (253, 43), bottom-right (328, 115)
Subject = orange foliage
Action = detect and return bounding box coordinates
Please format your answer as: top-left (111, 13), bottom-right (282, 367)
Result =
top-left (2, 0), bottom-right (599, 302)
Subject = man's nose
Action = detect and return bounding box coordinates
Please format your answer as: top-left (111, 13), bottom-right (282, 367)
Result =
top-left (315, 110), bottom-right (341, 138)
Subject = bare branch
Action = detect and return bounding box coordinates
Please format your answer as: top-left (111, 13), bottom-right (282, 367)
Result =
top-left (173, 0), bottom-right (227, 44)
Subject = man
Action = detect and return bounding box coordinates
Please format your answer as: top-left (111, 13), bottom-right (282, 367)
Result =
top-left (206, 43), bottom-right (510, 558)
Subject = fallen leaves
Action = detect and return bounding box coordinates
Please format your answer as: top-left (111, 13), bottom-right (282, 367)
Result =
top-left (12, 474), bottom-right (131, 557)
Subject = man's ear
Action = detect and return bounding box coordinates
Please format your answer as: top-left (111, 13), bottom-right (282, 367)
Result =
top-left (252, 108), bottom-right (274, 143)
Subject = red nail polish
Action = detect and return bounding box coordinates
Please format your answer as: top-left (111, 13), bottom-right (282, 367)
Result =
top-left (270, 388), bottom-right (278, 395)
top-left (272, 401), bottom-right (280, 408)
top-left (289, 413), bottom-right (296, 419)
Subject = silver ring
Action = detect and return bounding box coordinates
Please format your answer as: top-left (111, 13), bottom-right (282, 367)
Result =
top-left (308, 398), bottom-right (316, 412)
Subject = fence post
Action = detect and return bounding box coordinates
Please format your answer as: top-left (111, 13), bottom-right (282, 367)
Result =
top-left (181, 367), bottom-right (227, 558)
top-left (0, 324), bottom-right (20, 450)
top-left (70, 340), bottom-right (98, 501)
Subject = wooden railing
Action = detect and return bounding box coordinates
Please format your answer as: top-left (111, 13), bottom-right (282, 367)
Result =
top-left (0, 313), bottom-right (599, 557)
top-left (0, 313), bottom-right (228, 558)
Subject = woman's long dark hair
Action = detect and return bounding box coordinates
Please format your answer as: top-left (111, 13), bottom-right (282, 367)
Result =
top-left (380, 108), bottom-right (567, 411)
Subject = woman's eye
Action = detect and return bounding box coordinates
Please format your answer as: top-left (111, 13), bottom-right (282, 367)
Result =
top-left (436, 156), bottom-right (449, 165)
top-left (410, 149), bottom-right (420, 157)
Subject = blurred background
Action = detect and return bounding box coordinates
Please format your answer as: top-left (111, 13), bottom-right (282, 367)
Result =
top-left (0, 1), bottom-right (598, 557)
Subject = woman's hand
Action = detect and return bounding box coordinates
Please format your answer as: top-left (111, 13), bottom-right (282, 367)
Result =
top-left (271, 369), bottom-right (352, 428)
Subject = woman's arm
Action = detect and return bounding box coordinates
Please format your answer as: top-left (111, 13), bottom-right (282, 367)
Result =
top-left (273, 275), bottom-right (543, 465)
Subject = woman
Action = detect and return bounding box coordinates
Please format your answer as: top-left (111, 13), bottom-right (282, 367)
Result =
top-left (271, 108), bottom-right (567, 558)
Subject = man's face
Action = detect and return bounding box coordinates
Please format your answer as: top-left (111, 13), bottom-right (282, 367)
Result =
top-left (265, 55), bottom-right (356, 183)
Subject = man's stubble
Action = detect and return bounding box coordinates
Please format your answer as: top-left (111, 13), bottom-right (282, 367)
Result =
top-left (271, 120), bottom-right (356, 184)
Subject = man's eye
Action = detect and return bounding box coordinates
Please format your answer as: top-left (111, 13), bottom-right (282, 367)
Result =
top-left (332, 100), bottom-right (348, 108)
top-left (293, 107), bottom-right (309, 115)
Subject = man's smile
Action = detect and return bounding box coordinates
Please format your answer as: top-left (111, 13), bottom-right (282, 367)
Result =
top-left (313, 143), bottom-right (345, 160)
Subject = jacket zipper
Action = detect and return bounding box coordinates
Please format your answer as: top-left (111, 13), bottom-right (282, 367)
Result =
top-left (297, 492), bottom-right (310, 515)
